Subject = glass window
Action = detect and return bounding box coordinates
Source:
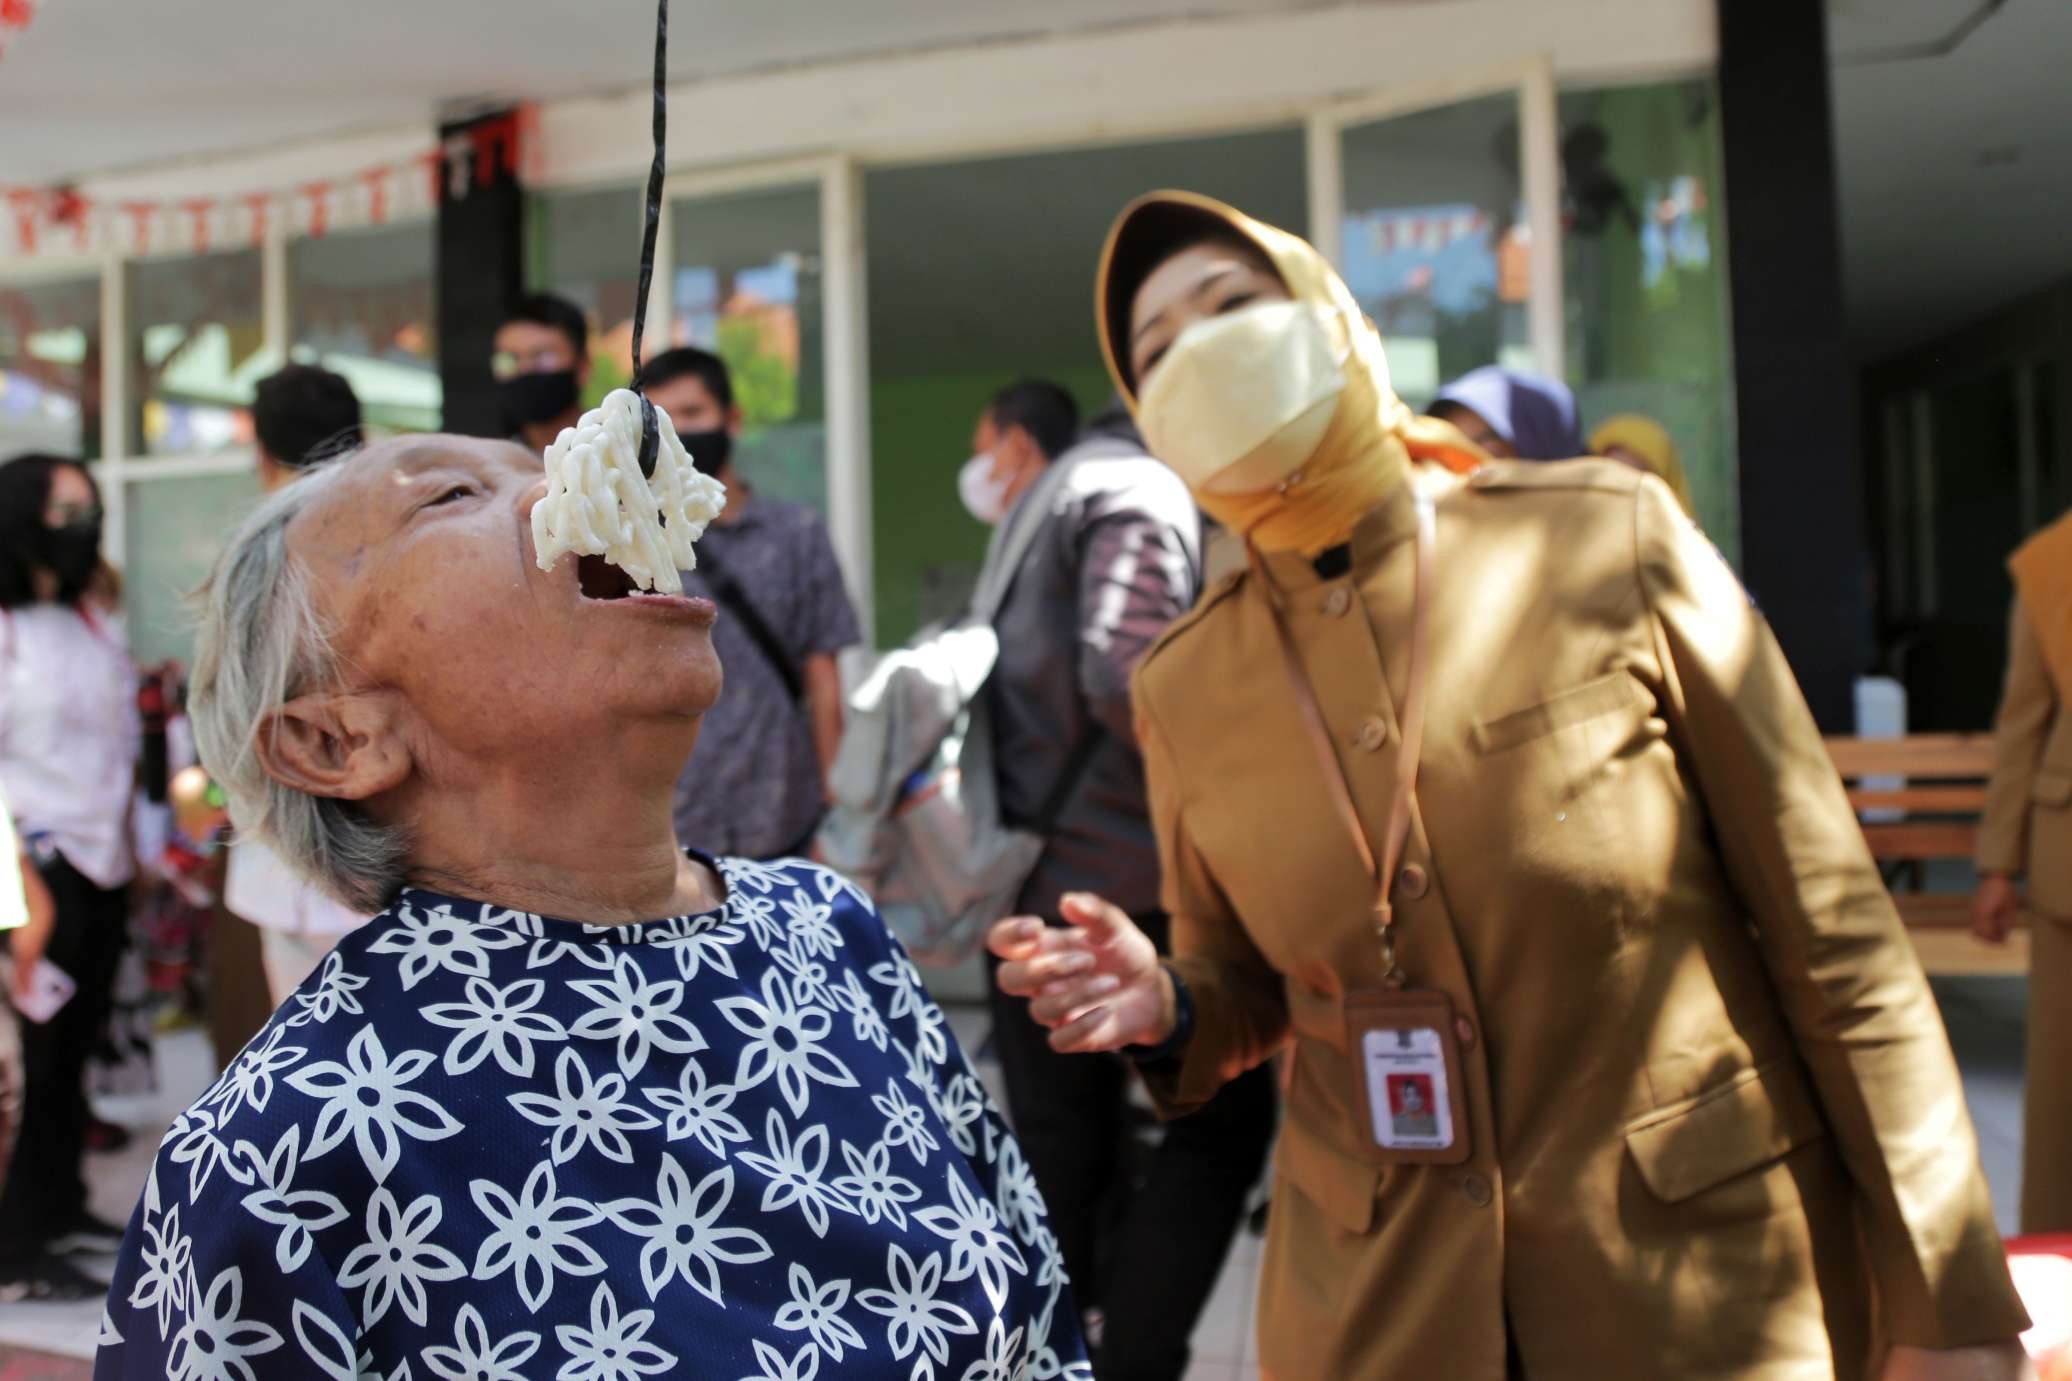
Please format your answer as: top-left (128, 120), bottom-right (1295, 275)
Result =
top-left (530, 185), bottom-right (644, 408)
top-left (1340, 94), bottom-right (1532, 408)
top-left (128, 248), bottom-right (265, 457)
top-left (1561, 79), bottom-right (1738, 554)
top-left (288, 223), bottom-right (440, 433)
top-left (122, 472), bottom-right (263, 668)
top-left (670, 183), bottom-right (826, 513)
top-left (0, 274), bottom-right (102, 460)
top-left (864, 129), bottom-right (1306, 643)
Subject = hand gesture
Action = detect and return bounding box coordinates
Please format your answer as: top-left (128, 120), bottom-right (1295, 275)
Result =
top-left (987, 892), bottom-right (1176, 1055)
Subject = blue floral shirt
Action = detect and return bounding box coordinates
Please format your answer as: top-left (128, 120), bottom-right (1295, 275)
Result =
top-left (95, 857), bottom-right (1088, 1381)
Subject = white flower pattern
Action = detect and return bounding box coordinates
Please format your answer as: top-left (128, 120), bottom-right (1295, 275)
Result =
top-left (92, 860), bottom-right (1082, 1380)
top-left (509, 1047), bottom-right (662, 1166)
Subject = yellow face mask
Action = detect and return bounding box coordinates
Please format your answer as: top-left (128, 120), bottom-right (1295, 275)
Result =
top-left (1136, 299), bottom-right (1350, 497)
top-left (1096, 191), bottom-right (1485, 556)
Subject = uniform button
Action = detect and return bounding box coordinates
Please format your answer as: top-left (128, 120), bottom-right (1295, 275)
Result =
top-left (1355, 717), bottom-right (1388, 752)
top-left (1395, 863), bottom-right (1429, 900)
top-left (1454, 1016), bottom-right (1477, 1050)
top-left (1321, 587), bottom-right (1352, 618)
top-left (1459, 1173), bottom-right (1493, 1208)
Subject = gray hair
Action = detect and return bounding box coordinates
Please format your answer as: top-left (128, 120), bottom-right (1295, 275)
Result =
top-left (189, 458), bottom-right (409, 913)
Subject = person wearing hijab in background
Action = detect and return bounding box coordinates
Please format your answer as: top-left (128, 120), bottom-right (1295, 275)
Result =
top-left (1590, 412), bottom-right (1699, 522)
top-left (1975, 506), bottom-right (2072, 1234)
top-left (988, 191), bottom-right (2032, 1379)
top-left (1431, 364), bottom-right (1585, 461)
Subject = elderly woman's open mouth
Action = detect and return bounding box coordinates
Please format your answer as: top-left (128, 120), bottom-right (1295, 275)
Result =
top-left (573, 550), bottom-right (718, 622)
top-left (575, 551), bottom-right (638, 601)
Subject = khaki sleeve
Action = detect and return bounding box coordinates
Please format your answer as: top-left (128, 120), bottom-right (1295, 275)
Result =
top-left (1131, 676), bottom-right (1289, 1118)
top-left (1977, 596), bottom-right (2057, 876)
top-left (1633, 480), bottom-right (2029, 1348)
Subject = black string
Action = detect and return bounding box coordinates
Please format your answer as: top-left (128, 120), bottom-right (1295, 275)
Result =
top-left (630, 0), bottom-right (668, 478)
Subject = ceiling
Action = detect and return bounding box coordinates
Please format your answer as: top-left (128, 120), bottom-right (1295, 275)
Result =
top-left (1827, 0), bottom-right (2072, 357)
top-left (0, 0), bottom-right (1343, 184)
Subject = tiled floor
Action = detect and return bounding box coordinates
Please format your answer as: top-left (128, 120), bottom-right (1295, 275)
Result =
top-left (0, 983), bottom-right (2031, 1379)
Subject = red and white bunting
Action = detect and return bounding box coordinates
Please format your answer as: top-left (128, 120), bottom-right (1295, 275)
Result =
top-left (1362, 207), bottom-right (1497, 260)
top-left (0, 108), bottom-right (531, 259)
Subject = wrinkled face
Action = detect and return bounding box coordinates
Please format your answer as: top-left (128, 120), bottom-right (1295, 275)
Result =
top-left (645, 373), bottom-right (735, 437)
top-left (287, 436), bottom-right (720, 772)
top-left (1126, 239), bottom-right (1292, 390)
top-left (1431, 402), bottom-right (1516, 460)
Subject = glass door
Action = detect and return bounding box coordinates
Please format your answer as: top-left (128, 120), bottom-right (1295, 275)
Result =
top-left (1314, 63), bottom-right (1564, 410)
top-left (667, 179), bottom-right (831, 516)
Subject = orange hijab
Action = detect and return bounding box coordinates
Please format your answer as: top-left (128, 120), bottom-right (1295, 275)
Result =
top-left (2010, 509), bottom-right (2072, 698)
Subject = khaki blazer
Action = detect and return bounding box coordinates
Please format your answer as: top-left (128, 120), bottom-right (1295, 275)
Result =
top-left (1132, 463), bottom-right (2028, 1379)
top-left (1978, 595), bottom-right (2072, 1231)
top-left (1979, 596), bottom-right (2072, 918)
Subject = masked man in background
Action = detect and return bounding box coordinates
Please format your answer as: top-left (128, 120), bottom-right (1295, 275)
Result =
top-left (640, 347), bottom-right (859, 862)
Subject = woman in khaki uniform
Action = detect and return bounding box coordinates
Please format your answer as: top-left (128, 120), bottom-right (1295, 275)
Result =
top-left (1975, 510), bottom-right (2072, 1233)
top-left (990, 192), bottom-right (2032, 1379)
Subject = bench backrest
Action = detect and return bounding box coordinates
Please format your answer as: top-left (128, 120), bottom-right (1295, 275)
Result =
top-left (1823, 734), bottom-right (1994, 866)
top-left (1822, 734), bottom-right (2024, 974)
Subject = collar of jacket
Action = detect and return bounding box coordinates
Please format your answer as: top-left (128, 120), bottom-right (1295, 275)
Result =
top-left (1254, 477), bottom-right (1425, 597)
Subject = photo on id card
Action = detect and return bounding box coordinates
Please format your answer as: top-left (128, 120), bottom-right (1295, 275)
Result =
top-left (1364, 1025), bottom-right (1454, 1151)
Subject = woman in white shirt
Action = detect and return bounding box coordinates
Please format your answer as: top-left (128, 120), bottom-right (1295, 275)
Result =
top-left (0, 454), bottom-right (140, 1301)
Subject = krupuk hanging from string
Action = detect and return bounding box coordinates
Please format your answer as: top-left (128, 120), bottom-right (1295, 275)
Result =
top-left (531, 0), bottom-right (726, 596)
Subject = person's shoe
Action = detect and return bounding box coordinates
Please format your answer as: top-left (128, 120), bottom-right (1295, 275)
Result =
top-left (84, 1114), bottom-right (133, 1153)
top-left (0, 1254), bottom-right (107, 1302)
top-left (48, 1208), bottom-right (127, 1256)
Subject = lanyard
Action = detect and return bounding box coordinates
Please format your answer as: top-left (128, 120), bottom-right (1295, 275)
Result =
top-left (1247, 496), bottom-right (1434, 985)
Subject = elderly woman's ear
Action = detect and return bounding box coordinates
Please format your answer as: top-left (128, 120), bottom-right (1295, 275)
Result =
top-left (254, 689), bottom-right (411, 804)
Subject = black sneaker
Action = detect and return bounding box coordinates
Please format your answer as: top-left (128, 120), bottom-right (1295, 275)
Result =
top-left (0, 1253), bottom-right (107, 1302)
top-left (48, 1208), bottom-right (126, 1256)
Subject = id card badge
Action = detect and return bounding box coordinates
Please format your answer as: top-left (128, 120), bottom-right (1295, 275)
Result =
top-left (1345, 988), bottom-right (1471, 1164)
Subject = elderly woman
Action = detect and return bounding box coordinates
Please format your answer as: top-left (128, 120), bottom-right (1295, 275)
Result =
top-left (96, 437), bottom-right (1087, 1380)
top-left (991, 192), bottom-right (2030, 1379)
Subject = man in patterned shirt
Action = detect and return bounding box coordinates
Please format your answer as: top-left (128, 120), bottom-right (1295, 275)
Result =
top-left (94, 435), bottom-right (1086, 1380)
top-left (639, 347), bottom-right (861, 863)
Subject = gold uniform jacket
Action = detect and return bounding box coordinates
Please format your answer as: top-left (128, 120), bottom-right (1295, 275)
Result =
top-left (1978, 594), bottom-right (2072, 1231)
top-left (1979, 595), bottom-right (2072, 920)
top-left (1131, 463), bottom-right (2027, 1379)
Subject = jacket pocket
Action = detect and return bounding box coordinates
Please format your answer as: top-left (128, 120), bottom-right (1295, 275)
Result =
top-left (1276, 1119), bottom-right (1380, 1234)
top-left (1471, 672), bottom-right (1650, 755)
top-left (2034, 770), bottom-right (2072, 808)
top-left (1623, 1061), bottom-right (1826, 1204)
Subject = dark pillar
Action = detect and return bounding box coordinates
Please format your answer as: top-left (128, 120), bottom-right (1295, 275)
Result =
top-left (436, 110), bottom-right (525, 437)
top-left (1717, 0), bottom-right (1866, 731)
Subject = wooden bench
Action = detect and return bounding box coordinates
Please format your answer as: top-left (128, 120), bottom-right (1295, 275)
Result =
top-left (1824, 734), bottom-right (2030, 976)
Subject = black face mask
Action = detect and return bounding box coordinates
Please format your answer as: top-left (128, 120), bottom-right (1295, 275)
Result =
top-left (677, 428), bottom-right (733, 477)
top-left (37, 520), bottom-right (102, 602)
top-left (498, 369), bottom-right (580, 428)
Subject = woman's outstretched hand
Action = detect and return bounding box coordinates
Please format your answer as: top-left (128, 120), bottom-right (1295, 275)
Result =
top-left (988, 892), bottom-right (1177, 1055)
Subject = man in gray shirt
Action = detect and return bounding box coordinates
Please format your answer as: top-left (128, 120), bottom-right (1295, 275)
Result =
top-left (642, 348), bottom-right (860, 860)
top-left (970, 381), bottom-right (1275, 1381)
